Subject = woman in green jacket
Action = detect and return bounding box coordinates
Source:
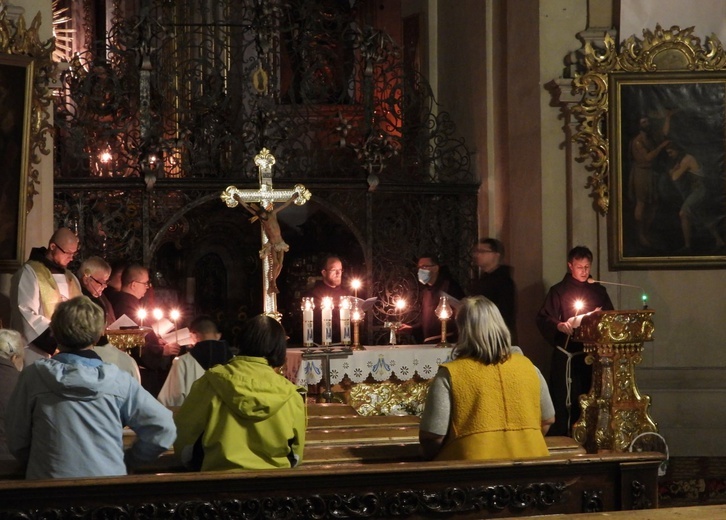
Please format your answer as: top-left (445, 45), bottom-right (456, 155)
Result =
top-left (174, 314), bottom-right (306, 471)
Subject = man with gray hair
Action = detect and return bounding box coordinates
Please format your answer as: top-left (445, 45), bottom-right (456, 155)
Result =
top-left (5, 296), bottom-right (176, 479)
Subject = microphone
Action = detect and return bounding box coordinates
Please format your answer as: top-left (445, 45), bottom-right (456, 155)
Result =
top-left (588, 278), bottom-right (648, 309)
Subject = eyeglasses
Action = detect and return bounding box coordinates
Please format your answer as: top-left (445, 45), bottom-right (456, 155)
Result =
top-left (90, 275), bottom-right (108, 287)
top-left (327, 269), bottom-right (343, 274)
top-left (54, 243), bottom-right (79, 257)
top-left (133, 280), bottom-right (152, 288)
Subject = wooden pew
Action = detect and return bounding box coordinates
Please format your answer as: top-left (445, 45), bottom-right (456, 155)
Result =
top-left (0, 451), bottom-right (665, 518)
top-left (0, 404), bottom-right (661, 518)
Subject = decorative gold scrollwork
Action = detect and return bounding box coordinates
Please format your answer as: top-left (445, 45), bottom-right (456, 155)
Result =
top-left (573, 25), bottom-right (726, 214)
top-left (0, 11), bottom-right (55, 212)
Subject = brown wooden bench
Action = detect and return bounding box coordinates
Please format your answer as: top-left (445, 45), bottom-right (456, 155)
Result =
top-left (0, 451), bottom-right (665, 518)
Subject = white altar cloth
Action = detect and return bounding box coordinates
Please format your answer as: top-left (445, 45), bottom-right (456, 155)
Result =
top-left (285, 345), bottom-right (453, 387)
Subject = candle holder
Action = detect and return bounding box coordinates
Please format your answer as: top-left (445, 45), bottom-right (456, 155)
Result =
top-left (321, 296), bottom-right (334, 348)
top-left (435, 295), bottom-right (453, 348)
top-left (301, 297), bottom-right (315, 349)
top-left (351, 299), bottom-right (365, 350)
top-left (384, 320), bottom-right (403, 346)
top-left (340, 296), bottom-right (352, 346)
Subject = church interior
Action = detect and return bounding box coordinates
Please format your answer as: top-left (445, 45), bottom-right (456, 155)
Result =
top-left (2, 0), bottom-right (726, 514)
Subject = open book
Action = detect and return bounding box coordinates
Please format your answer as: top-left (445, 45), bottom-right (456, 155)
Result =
top-left (107, 315), bottom-right (192, 345)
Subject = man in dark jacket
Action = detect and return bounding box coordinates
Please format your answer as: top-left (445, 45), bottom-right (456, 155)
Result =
top-left (469, 238), bottom-right (517, 342)
top-left (413, 254), bottom-right (465, 344)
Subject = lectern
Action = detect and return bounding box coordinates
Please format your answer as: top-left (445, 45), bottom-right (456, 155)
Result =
top-left (572, 310), bottom-right (657, 453)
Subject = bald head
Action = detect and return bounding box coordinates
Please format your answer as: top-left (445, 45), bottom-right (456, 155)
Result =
top-left (47, 227), bottom-right (80, 269)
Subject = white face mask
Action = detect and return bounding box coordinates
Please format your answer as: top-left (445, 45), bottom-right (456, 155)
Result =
top-left (418, 269), bottom-right (431, 284)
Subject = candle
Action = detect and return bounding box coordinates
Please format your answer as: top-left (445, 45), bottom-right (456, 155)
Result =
top-left (321, 296), bottom-right (333, 346)
top-left (302, 297), bottom-right (314, 347)
top-left (395, 298), bottom-right (406, 318)
top-left (351, 279), bottom-right (362, 299)
top-left (136, 308), bottom-right (147, 327)
top-left (340, 296), bottom-right (351, 345)
top-left (170, 309), bottom-right (181, 345)
top-left (574, 300), bottom-right (584, 315)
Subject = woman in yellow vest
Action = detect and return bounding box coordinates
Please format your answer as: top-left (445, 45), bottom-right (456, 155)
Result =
top-left (419, 296), bottom-right (555, 460)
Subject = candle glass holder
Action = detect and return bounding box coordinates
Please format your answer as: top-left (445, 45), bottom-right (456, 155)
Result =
top-left (301, 297), bottom-right (315, 349)
top-left (435, 296), bottom-right (453, 348)
top-left (351, 300), bottom-right (365, 350)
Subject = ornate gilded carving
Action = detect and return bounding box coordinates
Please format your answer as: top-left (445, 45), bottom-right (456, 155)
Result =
top-left (348, 379), bottom-right (432, 416)
top-left (573, 25), bottom-right (726, 214)
top-left (1, 483), bottom-right (568, 518)
top-left (572, 310), bottom-right (658, 452)
top-left (0, 10), bottom-right (55, 212)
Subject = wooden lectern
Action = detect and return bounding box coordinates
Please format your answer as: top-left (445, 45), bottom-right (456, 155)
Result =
top-left (572, 309), bottom-right (657, 453)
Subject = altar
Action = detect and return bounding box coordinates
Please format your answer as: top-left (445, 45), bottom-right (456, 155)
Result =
top-left (285, 345), bottom-right (452, 415)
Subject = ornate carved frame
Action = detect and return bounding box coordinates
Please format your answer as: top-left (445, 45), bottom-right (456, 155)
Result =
top-left (0, 11), bottom-right (54, 271)
top-left (572, 25), bottom-right (726, 268)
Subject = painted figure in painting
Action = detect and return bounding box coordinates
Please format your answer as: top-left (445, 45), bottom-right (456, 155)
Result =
top-left (628, 112), bottom-right (672, 247)
top-left (665, 142), bottom-right (726, 253)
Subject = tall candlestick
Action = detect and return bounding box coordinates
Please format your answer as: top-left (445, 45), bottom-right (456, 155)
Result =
top-left (321, 296), bottom-right (333, 346)
top-left (340, 296), bottom-right (351, 345)
top-left (302, 297), bottom-right (314, 347)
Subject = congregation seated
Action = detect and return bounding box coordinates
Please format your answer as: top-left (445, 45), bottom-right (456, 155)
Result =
top-left (157, 316), bottom-right (234, 407)
top-left (5, 296), bottom-right (176, 479)
top-left (173, 314), bottom-right (306, 471)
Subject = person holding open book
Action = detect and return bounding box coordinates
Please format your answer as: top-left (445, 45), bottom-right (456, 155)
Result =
top-left (106, 264), bottom-right (180, 395)
top-left (78, 256), bottom-right (140, 383)
top-left (157, 316), bottom-right (233, 407)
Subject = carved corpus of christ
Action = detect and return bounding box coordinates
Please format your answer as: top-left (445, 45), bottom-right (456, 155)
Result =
top-left (220, 148), bottom-right (311, 318)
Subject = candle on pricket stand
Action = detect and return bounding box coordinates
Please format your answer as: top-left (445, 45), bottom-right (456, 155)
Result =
top-left (321, 297), bottom-right (333, 346)
top-left (301, 297), bottom-right (315, 347)
top-left (340, 296), bottom-right (351, 345)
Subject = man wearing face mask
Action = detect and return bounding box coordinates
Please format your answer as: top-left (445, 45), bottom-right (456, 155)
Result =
top-left (413, 254), bottom-right (464, 344)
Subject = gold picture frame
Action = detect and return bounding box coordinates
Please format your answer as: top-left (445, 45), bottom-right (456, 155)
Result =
top-left (0, 12), bottom-right (55, 272)
top-left (0, 54), bottom-right (33, 271)
top-left (573, 25), bottom-right (726, 268)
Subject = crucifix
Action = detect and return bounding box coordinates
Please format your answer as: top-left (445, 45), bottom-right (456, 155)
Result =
top-left (221, 148), bottom-right (311, 319)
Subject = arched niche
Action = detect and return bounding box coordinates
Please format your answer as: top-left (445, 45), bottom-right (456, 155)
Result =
top-left (149, 193), bottom-right (367, 345)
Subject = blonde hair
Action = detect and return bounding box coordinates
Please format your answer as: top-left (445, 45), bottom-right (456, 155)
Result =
top-left (453, 296), bottom-right (511, 365)
top-left (51, 296), bottom-right (105, 350)
top-left (0, 329), bottom-right (23, 360)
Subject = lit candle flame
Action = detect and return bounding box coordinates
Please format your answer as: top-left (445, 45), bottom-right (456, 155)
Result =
top-left (321, 296), bottom-right (333, 310)
top-left (152, 308), bottom-right (164, 321)
top-left (574, 300), bottom-right (584, 314)
top-left (136, 308), bottom-right (147, 327)
top-left (170, 309), bottom-right (181, 321)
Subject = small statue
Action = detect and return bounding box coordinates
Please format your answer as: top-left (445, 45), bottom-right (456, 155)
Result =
top-left (234, 194), bottom-right (298, 294)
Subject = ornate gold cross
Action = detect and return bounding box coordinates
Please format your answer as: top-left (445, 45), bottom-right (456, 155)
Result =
top-left (221, 148), bottom-right (311, 318)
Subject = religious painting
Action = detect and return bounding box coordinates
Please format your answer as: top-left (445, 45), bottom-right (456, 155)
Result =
top-left (0, 54), bottom-right (33, 272)
top-left (609, 71), bottom-right (726, 268)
